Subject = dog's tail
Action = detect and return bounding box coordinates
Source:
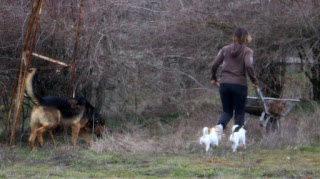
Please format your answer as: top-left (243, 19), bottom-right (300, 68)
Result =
top-left (25, 68), bottom-right (41, 105)
top-left (203, 127), bottom-right (209, 135)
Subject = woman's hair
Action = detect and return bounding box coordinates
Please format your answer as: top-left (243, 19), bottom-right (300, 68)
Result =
top-left (233, 27), bottom-right (252, 44)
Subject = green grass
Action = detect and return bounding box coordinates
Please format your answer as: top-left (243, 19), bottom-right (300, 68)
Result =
top-left (299, 146), bottom-right (320, 153)
top-left (1, 145), bottom-right (319, 178)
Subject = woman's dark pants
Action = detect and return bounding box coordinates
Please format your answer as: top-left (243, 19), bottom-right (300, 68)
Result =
top-left (218, 83), bottom-right (247, 129)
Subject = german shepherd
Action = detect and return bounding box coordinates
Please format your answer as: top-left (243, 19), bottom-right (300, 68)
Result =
top-left (26, 68), bottom-right (105, 151)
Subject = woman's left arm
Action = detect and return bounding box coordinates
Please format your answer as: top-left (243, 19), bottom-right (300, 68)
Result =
top-left (211, 49), bottom-right (224, 82)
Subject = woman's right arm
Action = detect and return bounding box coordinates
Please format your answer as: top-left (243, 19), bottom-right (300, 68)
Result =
top-left (244, 49), bottom-right (258, 87)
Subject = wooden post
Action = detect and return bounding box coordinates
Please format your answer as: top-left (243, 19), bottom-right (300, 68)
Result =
top-left (69, 0), bottom-right (84, 96)
top-left (9, 0), bottom-right (44, 146)
top-left (2, 0), bottom-right (40, 144)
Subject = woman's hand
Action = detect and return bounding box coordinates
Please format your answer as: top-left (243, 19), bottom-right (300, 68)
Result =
top-left (252, 84), bottom-right (258, 88)
top-left (211, 80), bottom-right (216, 85)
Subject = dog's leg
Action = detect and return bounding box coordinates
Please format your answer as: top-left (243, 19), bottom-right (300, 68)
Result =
top-left (232, 143), bottom-right (237, 152)
top-left (49, 131), bottom-right (56, 146)
top-left (71, 123), bottom-right (81, 146)
top-left (205, 143), bottom-right (210, 152)
top-left (36, 125), bottom-right (51, 147)
top-left (79, 128), bottom-right (92, 146)
top-left (215, 137), bottom-right (219, 147)
top-left (36, 131), bottom-right (44, 147)
top-left (29, 127), bottom-right (38, 152)
top-left (29, 108), bottom-right (40, 151)
top-left (233, 140), bottom-right (239, 152)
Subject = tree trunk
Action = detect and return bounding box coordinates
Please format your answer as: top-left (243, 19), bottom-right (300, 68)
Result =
top-left (300, 44), bottom-right (320, 101)
top-left (311, 47), bottom-right (320, 101)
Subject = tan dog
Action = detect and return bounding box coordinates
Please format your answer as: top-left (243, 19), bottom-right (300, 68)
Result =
top-left (26, 68), bottom-right (105, 151)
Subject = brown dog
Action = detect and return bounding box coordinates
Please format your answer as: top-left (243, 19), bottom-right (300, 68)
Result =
top-left (26, 68), bottom-right (105, 151)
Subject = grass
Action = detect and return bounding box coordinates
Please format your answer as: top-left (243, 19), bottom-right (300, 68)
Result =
top-left (299, 146), bottom-right (320, 153)
top-left (1, 142), bottom-right (319, 178)
top-left (1, 75), bottom-right (319, 178)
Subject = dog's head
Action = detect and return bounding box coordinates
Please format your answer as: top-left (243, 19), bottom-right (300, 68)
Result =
top-left (232, 125), bottom-right (241, 133)
top-left (89, 109), bottom-right (105, 137)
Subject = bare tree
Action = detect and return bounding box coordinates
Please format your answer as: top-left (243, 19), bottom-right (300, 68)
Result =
top-left (1, 0), bottom-right (319, 125)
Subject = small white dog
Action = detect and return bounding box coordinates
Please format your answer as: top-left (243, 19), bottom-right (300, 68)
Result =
top-left (200, 127), bottom-right (219, 152)
top-left (229, 125), bottom-right (246, 152)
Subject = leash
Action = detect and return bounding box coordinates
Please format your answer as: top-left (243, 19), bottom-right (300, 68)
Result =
top-left (255, 87), bottom-right (270, 115)
top-left (243, 87), bottom-right (263, 128)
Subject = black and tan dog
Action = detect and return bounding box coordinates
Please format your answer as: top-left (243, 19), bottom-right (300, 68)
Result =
top-left (26, 68), bottom-right (105, 151)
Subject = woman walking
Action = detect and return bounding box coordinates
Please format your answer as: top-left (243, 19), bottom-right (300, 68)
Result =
top-left (211, 27), bottom-right (258, 134)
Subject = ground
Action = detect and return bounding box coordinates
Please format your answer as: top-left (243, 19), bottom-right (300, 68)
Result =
top-left (1, 144), bottom-right (319, 178)
top-left (1, 86), bottom-right (319, 178)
